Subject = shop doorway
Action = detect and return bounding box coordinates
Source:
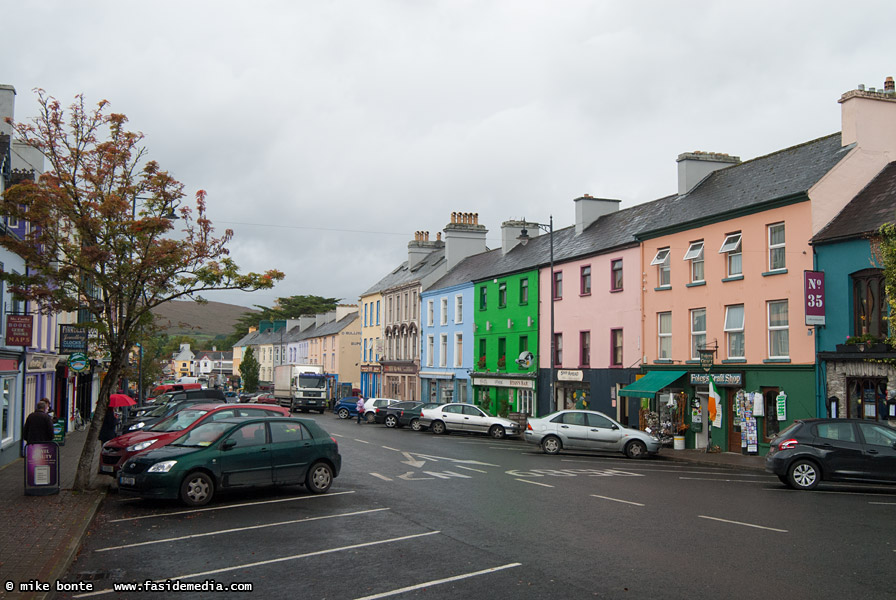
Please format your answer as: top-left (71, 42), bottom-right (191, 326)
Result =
top-left (726, 388), bottom-right (740, 453)
top-left (847, 377), bottom-right (887, 420)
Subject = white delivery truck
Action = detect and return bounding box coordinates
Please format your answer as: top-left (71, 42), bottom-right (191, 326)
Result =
top-left (273, 364), bottom-right (328, 413)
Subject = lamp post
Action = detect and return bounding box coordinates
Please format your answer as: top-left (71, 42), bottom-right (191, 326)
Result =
top-left (135, 342), bottom-right (143, 406)
top-left (517, 215), bottom-right (555, 413)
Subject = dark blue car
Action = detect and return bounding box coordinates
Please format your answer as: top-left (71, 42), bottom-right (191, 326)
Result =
top-left (334, 397), bottom-right (362, 419)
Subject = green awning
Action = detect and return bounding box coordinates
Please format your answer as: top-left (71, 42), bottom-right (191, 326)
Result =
top-left (618, 370), bottom-right (687, 398)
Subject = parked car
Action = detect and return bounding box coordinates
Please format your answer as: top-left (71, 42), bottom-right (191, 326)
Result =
top-left (765, 418), bottom-right (896, 490)
top-left (124, 395), bottom-right (226, 432)
top-left (224, 391), bottom-right (238, 402)
top-left (99, 403), bottom-right (289, 476)
top-left (334, 397), bottom-right (400, 421)
top-left (146, 382), bottom-right (203, 402)
top-left (253, 393), bottom-right (278, 405)
top-left (524, 409), bottom-right (661, 458)
top-left (419, 403), bottom-right (520, 439)
top-left (118, 416), bottom-right (341, 506)
top-left (373, 401), bottom-right (424, 428)
top-left (408, 403), bottom-right (444, 431)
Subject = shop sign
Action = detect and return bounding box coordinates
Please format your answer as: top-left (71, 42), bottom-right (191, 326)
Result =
top-left (776, 392), bottom-right (787, 421)
top-left (419, 371), bottom-right (455, 379)
top-left (27, 353), bottom-right (60, 372)
top-left (25, 443), bottom-right (60, 495)
top-left (557, 369), bottom-right (583, 382)
top-left (383, 364), bottom-right (417, 374)
top-left (5, 314), bottom-right (33, 346)
top-left (689, 372), bottom-right (743, 387)
top-left (804, 271), bottom-right (825, 326)
top-left (360, 364), bottom-right (382, 373)
top-left (68, 352), bottom-right (90, 373)
top-left (472, 376), bottom-right (535, 390)
top-left (59, 325), bottom-right (88, 354)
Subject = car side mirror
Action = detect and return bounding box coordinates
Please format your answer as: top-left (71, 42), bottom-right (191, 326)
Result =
top-left (222, 439), bottom-right (237, 451)
top-left (611, 424), bottom-right (619, 430)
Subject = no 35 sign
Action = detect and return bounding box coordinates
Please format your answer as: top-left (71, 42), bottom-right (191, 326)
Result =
top-left (804, 271), bottom-right (826, 325)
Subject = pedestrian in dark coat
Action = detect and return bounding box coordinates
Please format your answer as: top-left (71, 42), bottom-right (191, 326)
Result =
top-left (23, 400), bottom-right (55, 444)
top-left (99, 408), bottom-right (119, 443)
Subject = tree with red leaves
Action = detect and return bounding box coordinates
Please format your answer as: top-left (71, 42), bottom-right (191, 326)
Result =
top-left (1, 90), bottom-right (284, 490)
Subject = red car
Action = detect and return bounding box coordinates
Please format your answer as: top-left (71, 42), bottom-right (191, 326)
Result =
top-left (98, 403), bottom-right (289, 476)
top-left (253, 393), bottom-right (280, 405)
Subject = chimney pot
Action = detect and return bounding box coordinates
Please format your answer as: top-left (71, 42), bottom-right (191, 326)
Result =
top-left (885, 76), bottom-right (895, 93)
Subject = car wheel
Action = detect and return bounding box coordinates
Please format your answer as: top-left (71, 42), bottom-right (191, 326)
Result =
top-left (305, 462), bottom-right (333, 494)
top-left (180, 471), bottom-right (214, 507)
top-left (489, 425), bottom-right (506, 439)
top-left (410, 419), bottom-right (423, 431)
top-left (366, 412), bottom-right (376, 424)
top-left (787, 459), bottom-right (820, 490)
top-left (624, 440), bottom-right (648, 459)
top-left (431, 420), bottom-right (447, 435)
top-left (337, 408), bottom-right (350, 419)
top-left (384, 415), bottom-right (398, 428)
top-left (541, 436), bottom-right (562, 455)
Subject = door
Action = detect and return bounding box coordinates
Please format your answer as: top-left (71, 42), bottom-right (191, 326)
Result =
top-left (812, 422), bottom-right (865, 478)
top-left (440, 404), bottom-right (466, 430)
top-left (462, 405), bottom-right (489, 434)
top-left (553, 411), bottom-right (591, 449)
top-left (269, 421), bottom-right (316, 484)
top-left (586, 412), bottom-right (625, 450)
top-left (726, 389), bottom-right (741, 453)
top-left (857, 422), bottom-right (896, 482)
top-left (218, 422), bottom-right (272, 487)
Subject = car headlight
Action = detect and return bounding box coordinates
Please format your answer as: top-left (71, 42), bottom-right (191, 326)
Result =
top-left (127, 440), bottom-right (157, 452)
top-left (147, 460), bottom-right (177, 473)
top-left (128, 422), bottom-right (145, 431)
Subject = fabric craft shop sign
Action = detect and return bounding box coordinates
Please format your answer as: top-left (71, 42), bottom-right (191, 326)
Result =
top-left (689, 372), bottom-right (743, 387)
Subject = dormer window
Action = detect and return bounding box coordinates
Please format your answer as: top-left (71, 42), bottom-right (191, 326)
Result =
top-left (684, 241), bottom-right (704, 283)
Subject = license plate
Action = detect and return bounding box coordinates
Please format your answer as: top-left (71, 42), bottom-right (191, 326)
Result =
top-left (120, 476), bottom-right (135, 486)
top-left (101, 465), bottom-right (113, 473)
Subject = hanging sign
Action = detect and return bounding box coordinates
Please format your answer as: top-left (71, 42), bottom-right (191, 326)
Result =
top-left (59, 325), bottom-right (88, 354)
top-left (6, 314), bottom-right (33, 346)
top-left (776, 392), bottom-right (787, 421)
top-left (804, 271), bottom-right (826, 326)
top-left (68, 352), bottom-right (90, 373)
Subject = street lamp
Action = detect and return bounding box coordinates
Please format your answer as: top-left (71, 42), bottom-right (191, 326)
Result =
top-left (135, 342), bottom-right (143, 407)
top-left (517, 215), bottom-right (554, 413)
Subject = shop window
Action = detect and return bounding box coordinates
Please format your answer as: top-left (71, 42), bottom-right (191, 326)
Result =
top-left (651, 248), bottom-right (671, 287)
top-left (847, 377), bottom-right (887, 420)
top-left (763, 388), bottom-right (780, 439)
top-left (684, 241), bottom-right (704, 283)
top-left (851, 269), bottom-right (887, 338)
top-left (719, 233), bottom-right (742, 277)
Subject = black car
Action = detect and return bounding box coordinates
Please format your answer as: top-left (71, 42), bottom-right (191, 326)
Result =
top-left (124, 396), bottom-right (225, 433)
top-left (373, 401), bottom-right (425, 428)
top-left (766, 418), bottom-right (896, 490)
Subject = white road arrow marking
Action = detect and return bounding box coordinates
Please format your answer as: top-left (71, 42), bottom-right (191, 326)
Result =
top-left (412, 452), bottom-right (498, 467)
top-left (397, 471), bottom-right (435, 480)
top-left (401, 452), bottom-right (427, 468)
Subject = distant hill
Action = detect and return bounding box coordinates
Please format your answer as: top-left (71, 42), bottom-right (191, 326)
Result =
top-left (151, 300), bottom-right (260, 340)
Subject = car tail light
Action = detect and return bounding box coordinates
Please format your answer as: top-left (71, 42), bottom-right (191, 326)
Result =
top-left (527, 423), bottom-right (534, 431)
top-left (778, 438), bottom-right (799, 450)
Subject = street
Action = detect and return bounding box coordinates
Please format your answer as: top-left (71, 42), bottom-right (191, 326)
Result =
top-left (61, 413), bottom-right (896, 600)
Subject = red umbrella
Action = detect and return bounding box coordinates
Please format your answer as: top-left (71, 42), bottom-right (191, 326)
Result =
top-left (109, 393), bottom-right (136, 407)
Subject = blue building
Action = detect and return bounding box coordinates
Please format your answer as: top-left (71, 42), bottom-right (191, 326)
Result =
top-left (420, 281), bottom-right (475, 404)
top-left (813, 161), bottom-right (896, 423)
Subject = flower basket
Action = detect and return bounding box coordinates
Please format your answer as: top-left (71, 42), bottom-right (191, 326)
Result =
top-left (477, 356), bottom-right (487, 369)
top-left (497, 356), bottom-right (506, 370)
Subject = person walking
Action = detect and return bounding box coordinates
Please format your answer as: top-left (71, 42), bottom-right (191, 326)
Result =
top-left (356, 396), bottom-right (366, 424)
top-left (99, 407), bottom-right (119, 444)
top-left (23, 400), bottom-right (55, 444)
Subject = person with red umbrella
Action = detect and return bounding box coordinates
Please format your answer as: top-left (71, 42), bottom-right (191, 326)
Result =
top-left (101, 394), bottom-right (136, 442)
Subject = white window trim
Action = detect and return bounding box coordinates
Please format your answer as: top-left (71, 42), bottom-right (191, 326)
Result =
top-left (426, 335), bottom-right (434, 367)
top-left (768, 223), bottom-right (786, 271)
top-left (454, 332), bottom-right (463, 367)
top-left (650, 248), bottom-right (670, 265)
top-left (683, 241), bottom-right (704, 261)
top-left (439, 334), bottom-right (448, 368)
top-left (767, 300), bottom-right (790, 359)
top-left (719, 233), bottom-right (742, 253)
top-left (690, 308), bottom-right (706, 360)
top-left (454, 295), bottom-right (463, 324)
top-left (440, 298), bottom-right (448, 326)
top-left (658, 312), bottom-right (672, 359)
top-left (724, 304), bottom-right (745, 359)
top-left (427, 300), bottom-right (434, 327)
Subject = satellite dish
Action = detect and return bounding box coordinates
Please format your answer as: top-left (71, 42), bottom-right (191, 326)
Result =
top-left (516, 351), bottom-right (534, 368)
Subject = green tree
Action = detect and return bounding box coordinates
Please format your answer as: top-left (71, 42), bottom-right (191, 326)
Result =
top-left (240, 346), bottom-right (260, 393)
top-left (874, 221), bottom-right (896, 340)
top-left (0, 91), bottom-right (284, 490)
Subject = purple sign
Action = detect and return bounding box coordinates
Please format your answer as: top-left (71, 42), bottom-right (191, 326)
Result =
top-left (24, 443), bottom-right (60, 495)
top-left (804, 270), bottom-right (826, 326)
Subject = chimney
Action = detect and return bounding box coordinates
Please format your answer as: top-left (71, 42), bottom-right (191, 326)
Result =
top-left (335, 304), bottom-right (359, 321)
top-left (840, 76), bottom-right (896, 153)
top-left (0, 84), bottom-right (15, 137)
top-left (298, 315), bottom-right (316, 331)
top-left (501, 219), bottom-right (539, 255)
top-left (443, 211), bottom-right (488, 269)
top-left (676, 152), bottom-right (741, 195)
top-left (407, 229), bottom-right (444, 269)
top-left (574, 194), bottom-right (620, 235)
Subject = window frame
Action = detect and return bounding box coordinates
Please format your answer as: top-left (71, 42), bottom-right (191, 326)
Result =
top-left (610, 259), bottom-right (623, 291)
top-left (454, 295), bottom-right (463, 324)
top-left (652, 248), bottom-right (671, 287)
top-left (768, 223), bottom-right (786, 271)
top-left (684, 241), bottom-right (705, 283)
top-left (767, 299), bottom-right (790, 359)
top-left (658, 312), bottom-right (672, 359)
top-left (690, 308), bottom-right (707, 360)
top-left (553, 270), bottom-right (563, 300)
top-left (580, 265), bottom-right (591, 296)
top-left (719, 233), bottom-right (743, 277)
top-left (553, 333), bottom-right (563, 366)
top-left (580, 330), bottom-right (590, 367)
top-left (610, 328), bottom-right (623, 367)
top-left (498, 282), bottom-right (507, 308)
top-left (479, 286), bottom-right (487, 310)
top-left (724, 304), bottom-right (745, 359)
top-left (427, 300), bottom-right (434, 327)
top-left (440, 297), bottom-right (448, 325)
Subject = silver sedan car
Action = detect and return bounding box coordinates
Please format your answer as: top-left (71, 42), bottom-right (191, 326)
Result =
top-left (524, 410), bottom-right (661, 458)
top-left (419, 403), bottom-right (520, 439)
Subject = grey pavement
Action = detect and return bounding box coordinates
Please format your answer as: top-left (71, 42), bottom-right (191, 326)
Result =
top-left (0, 428), bottom-right (763, 599)
top-left (0, 428), bottom-right (109, 600)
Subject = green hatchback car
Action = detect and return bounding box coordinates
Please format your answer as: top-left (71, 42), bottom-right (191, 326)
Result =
top-left (118, 417), bottom-right (341, 506)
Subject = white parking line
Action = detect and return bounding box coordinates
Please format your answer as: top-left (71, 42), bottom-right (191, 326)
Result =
top-left (353, 563), bottom-right (523, 600)
top-left (515, 478), bottom-right (554, 488)
top-left (354, 439), bottom-right (371, 444)
top-left (107, 490), bottom-right (356, 523)
top-left (868, 502), bottom-right (896, 505)
top-left (590, 494), bottom-right (645, 506)
top-left (74, 531), bottom-right (442, 598)
top-left (97, 508), bottom-right (390, 552)
top-left (698, 515), bottom-right (787, 533)
top-left (370, 473), bottom-right (393, 481)
top-left (382, 446), bottom-right (401, 452)
top-left (454, 465), bottom-right (488, 473)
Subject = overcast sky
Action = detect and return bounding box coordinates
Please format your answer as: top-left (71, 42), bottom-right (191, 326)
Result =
top-left (5, 1), bottom-right (896, 309)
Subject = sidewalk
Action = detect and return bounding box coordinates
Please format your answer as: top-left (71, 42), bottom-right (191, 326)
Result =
top-left (658, 447), bottom-right (768, 472)
top-left (0, 429), bottom-right (110, 600)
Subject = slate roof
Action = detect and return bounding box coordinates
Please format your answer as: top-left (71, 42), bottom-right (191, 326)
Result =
top-left (636, 133), bottom-right (851, 239)
top-left (361, 247), bottom-right (446, 295)
top-left (282, 313), bottom-right (359, 343)
top-left (812, 161), bottom-right (896, 244)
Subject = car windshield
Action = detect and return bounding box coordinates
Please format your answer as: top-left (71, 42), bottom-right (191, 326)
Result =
top-left (394, 402), bottom-right (419, 409)
top-left (140, 403), bottom-right (172, 418)
top-left (170, 421), bottom-right (234, 447)
top-left (298, 375), bottom-right (326, 389)
top-left (152, 393), bottom-right (175, 404)
top-left (148, 409), bottom-right (208, 432)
